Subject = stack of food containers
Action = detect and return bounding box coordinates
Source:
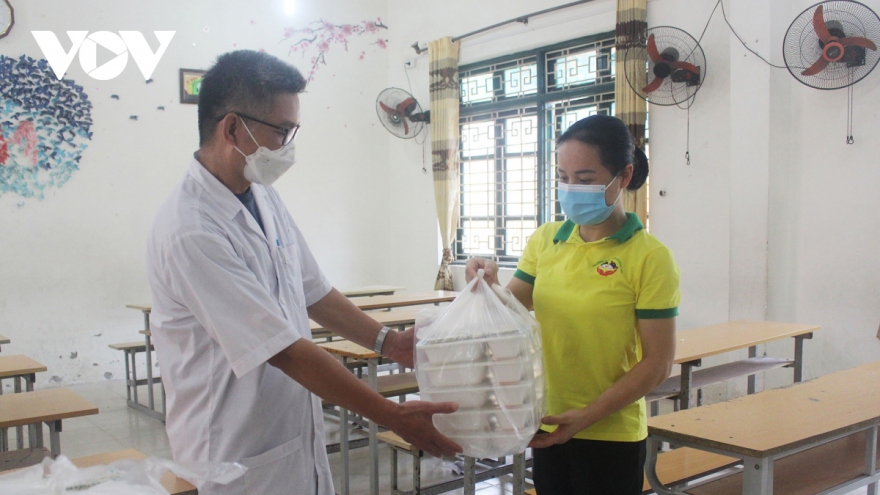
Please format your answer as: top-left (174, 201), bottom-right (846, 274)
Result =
top-left (415, 271), bottom-right (545, 458)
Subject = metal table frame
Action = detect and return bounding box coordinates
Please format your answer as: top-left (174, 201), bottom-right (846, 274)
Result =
top-left (646, 424), bottom-right (880, 495)
top-left (0, 372), bottom-right (36, 452)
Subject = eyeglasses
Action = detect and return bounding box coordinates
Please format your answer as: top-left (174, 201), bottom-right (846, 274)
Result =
top-left (219, 112), bottom-right (300, 146)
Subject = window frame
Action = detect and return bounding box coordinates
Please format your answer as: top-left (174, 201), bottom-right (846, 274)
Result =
top-left (455, 30), bottom-right (617, 266)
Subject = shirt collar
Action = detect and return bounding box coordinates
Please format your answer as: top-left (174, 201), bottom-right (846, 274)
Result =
top-left (553, 212), bottom-right (644, 244)
top-left (187, 154), bottom-right (246, 220)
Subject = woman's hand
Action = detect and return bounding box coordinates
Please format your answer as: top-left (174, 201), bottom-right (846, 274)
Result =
top-left (465, 258), bottom-right (499, 285)
top-left (528, 409), bottom-right (592, 449)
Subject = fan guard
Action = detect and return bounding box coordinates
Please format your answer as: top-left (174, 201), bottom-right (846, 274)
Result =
top-left (375, 87), bottom-right (428, 139)
top-left (783, 0), bottom-right (880, 90)
top-left (624, 26), bottom-right (707, 107)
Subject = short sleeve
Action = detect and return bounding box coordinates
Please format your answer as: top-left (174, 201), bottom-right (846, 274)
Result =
top-left (162, 231), bottom-right (300, 377)
top-left (515, 224), bottom-right (551, 285)
top-left (635, 246), bottom-right (681, 319)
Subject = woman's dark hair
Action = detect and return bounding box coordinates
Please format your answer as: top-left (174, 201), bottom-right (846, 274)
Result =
top-left (197, 50), bottom-right (308, 145)
top-left (556, 114), bottom-right (648, 191)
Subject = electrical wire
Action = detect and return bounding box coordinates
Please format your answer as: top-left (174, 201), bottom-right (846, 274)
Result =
top-left (697, 0), bottom-right (788, 70)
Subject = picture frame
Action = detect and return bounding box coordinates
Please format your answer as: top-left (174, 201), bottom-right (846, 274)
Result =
top-left (179, 68), bottom-right (206, 104)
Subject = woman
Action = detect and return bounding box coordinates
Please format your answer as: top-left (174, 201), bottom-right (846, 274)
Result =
top-left (466, 114), bottom-right (680, 495)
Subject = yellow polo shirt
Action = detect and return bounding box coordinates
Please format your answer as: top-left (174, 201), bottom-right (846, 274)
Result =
top-left (515, 213), bottom-right (680, 442)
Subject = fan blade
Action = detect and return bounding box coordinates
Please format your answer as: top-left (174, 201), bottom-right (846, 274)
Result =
top-left (646, 34), bottom-right (662, 64)
top-left (801, 56), bottom-right (830, 76)
top-left (379, 101), bottom-right (399, 116)
top-left (812, 5), bottom-right (833, 43)
top-left (642, 76), bottom-right (665, 93)
top-left (840, 36), bottom-right (878, 50)
top-left (670, 61), bottom-right (700, 74)
top-left (396, 97), bottom-right (416, 114)
top-left (402, 118), bottom-right (410, 135)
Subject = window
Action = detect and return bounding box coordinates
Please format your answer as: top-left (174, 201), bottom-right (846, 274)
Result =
top-left (456, 32), bottom-right (617, 264)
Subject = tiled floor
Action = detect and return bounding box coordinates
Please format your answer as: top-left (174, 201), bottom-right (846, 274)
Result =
top-left (4, 380), bottom-right (873, 495)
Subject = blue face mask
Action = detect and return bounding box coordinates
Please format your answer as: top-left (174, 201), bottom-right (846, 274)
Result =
top-left (557, 176), bottom-right (622, 226)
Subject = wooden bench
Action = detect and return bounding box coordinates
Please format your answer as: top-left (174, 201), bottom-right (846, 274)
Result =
top-left (72, 449), bottom-right (197, 495)
top-left (0, 355), bottom-right (48, 451)
top-left (349, 291), bottom-right (457, 312)
top-left (0, 446), bottom-right (50, 471)
top-left (108, 341), bottom-right (164, 420)
top-left (646, 360), bottom-right (880, 495)
top-left (322, 372), bottom-right (419, 409)
top-left (378, 430), bottom-right (529, 495)
top-left (341, 285), bottom-right (407, 298)
top-left (521, 447), bottom-right (738, 495)
top-left (0, 448), bottom-right (198, 494)
top-left (646, 356), bottom-right (795, 406)
top-left (685, 429), bottom-right (880, 494)
top-left (0, 388), bottom-right (98, 458)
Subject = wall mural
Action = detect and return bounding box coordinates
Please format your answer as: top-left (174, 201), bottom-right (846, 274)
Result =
top-left (0, 54), bottom-right (93, 200)
top-left (283, 18), bottom-right (388, 81)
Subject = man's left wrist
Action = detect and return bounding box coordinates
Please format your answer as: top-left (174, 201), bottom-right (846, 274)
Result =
top-left (373, 326), bottom-right (392, 355)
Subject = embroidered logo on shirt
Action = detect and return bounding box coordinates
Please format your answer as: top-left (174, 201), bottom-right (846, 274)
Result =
top-left (594, 258), bottom-right (621, 277)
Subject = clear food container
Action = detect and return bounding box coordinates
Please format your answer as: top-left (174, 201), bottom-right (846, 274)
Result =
top-left (414, 269), bottom-right (547, 458)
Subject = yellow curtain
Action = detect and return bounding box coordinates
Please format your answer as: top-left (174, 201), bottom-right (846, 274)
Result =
top-left (616, 0), bottom-right (649, 225)
top-left (429, 37), bottom-right (460, 291)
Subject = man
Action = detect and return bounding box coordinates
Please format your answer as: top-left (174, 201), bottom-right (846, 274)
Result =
top-left (146, 50), bottom-right (461, 495)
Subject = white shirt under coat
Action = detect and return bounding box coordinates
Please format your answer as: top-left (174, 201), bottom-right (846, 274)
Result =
top-left (146, 157), bottom-right (334, 495)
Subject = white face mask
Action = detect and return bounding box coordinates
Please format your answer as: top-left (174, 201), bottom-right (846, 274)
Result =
top-left (234, 117), bottom-right (296, 186)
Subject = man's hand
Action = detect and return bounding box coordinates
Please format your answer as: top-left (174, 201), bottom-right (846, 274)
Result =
top-left (465, 258), bottom-right (499, 286)
top-left (383, 327), bottom-right (415, 368)
top-left (387, 401), bottom-right (463, 458)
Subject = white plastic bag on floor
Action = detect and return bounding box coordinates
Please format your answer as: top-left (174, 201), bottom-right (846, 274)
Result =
top-left (0, 454), bottom-right (246, 494)
top-left (415, 269), bottom-right (546, 458)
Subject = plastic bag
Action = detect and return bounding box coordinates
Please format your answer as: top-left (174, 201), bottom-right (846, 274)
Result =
top-left (0, 454), bottom-right (246, 494)
top-left (415, 269), bottom-right (546, 458)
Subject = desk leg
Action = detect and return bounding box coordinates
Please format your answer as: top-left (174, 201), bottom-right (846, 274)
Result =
top-left (742, 456), bottom-right (773, 495)
top-left (793, 333), bottom-right (812, 383)
top-left (513, 452), bottom-right (526, 494)
top-left (46, 420), bottom-right (62, 458)
top-left (130, 350), bottom-right (139, 406)
top-left (368, 358), bottom-right (379, 495)
top-left (748, 345), bottom-right (757, 394)
top-left (464, 456), bottom-right (476, 495)
top-left (645, 437), bottom-right (683, 495)
top-left (340, 356), bottom-right (350, 495)
top-left (15, 376), bottom-right (23, 450)
top-left (866, 426), bottom-right (878, 495)
top-left (29, 418), bottom-right (44, 450)
top-left (679, 360), bottom-right (700, 410)
top-left (144, 331), bottom-right (155, 412)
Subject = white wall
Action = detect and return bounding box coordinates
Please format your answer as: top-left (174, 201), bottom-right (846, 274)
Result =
top-left (3, 0), bottom-right (880, 394)
top-left (646, 0), bottom-right (880, 397)
top-left (0, 0), bottom-right (390, 388)
top-left (387, 0), bottom-right (880, 402)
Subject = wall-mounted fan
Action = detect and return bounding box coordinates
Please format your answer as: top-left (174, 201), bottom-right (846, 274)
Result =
top-left (624, 26), bottom-right (707, 107)
top-left (783, 1), bottom-right (880, 90)
top-left (375, 87), bottom-right (430, 139)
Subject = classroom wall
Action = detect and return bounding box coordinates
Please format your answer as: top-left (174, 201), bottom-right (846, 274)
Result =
top-left (386, 0), bottom-right (880, 401)
top-left (0, 0), bottom-right (393, 388)
top-left (2, 0), bottom-right (879, 393)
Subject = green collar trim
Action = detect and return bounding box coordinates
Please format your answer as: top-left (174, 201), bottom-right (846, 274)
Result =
top-left (608, 213), bottom-right (644, 243)
top-left (552, 220), bottom-right (577, 244)
top-left (553, 213), bottom-right (644, 245)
